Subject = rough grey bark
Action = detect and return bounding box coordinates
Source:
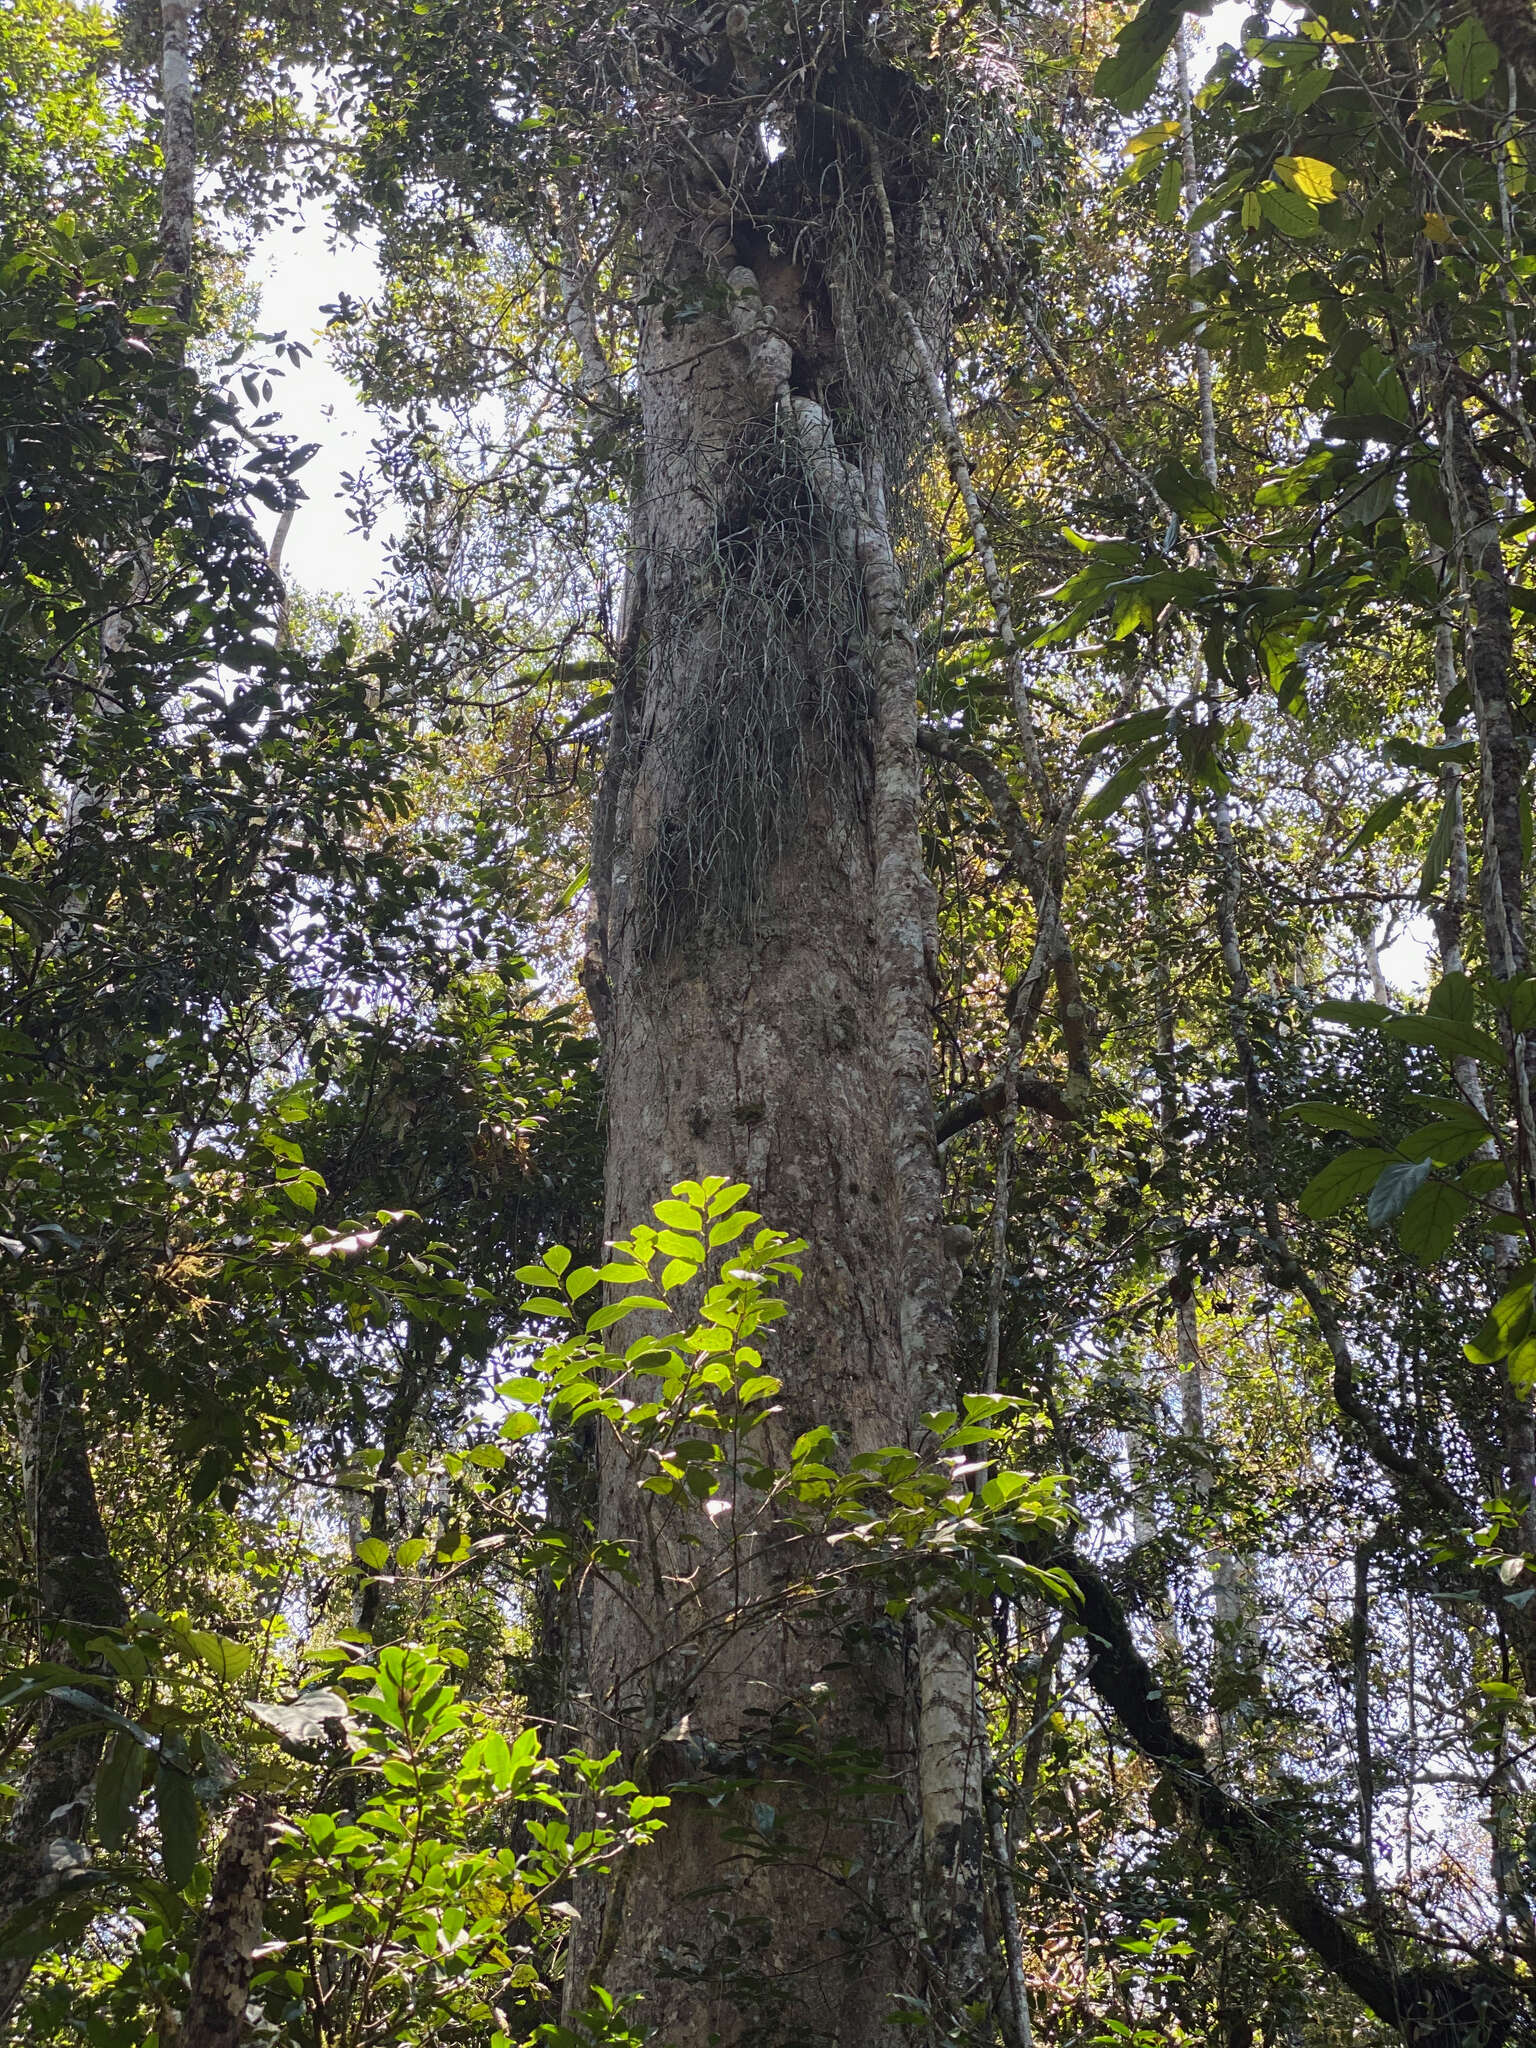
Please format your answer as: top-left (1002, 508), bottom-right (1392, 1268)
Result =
top-left (572, 42), bottom-right (980, 2043)
top-left (175, 1798), bottom-right (277, 2048)
top-left (0, 1348), bottom-right (130, 2025)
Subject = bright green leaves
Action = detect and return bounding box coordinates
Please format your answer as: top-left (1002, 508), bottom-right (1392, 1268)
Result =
top-left (502, 1181), bottom-right (803, 1501)
top-left (1275, 155), bottom-right (1340, 204)
top-left (1243, 156), bottom-right (1343, 239)
top-left (1467, 1278), bottom-right (1536, 1392)
top-left (176, 1628), bottom-right (253, 1683)
top-left (506, 1183), bottom-right (1071, 1622)
top-left (262, 1648), bottom-right (667, 2044)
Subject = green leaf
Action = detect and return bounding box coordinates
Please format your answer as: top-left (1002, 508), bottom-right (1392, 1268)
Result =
top-left (1298, 1148), bottom-right (1395, 1219)
top-left (708, 1211), bottom-right (756, 1249)
top-left (182, 1631), bottom-right (252, 1683)
top-left (1405, 455), bottom-right (1454, 547)
top-left (1418, 801), bottom-right (1457, 901)
top-left (1445, 16), bottom-right (1501, 99)
top-left (652, 1200), bottom-right (703, 1234)
top-left (355, 1537), bottom-right (389, 1570)
top-left (1344, 788), bottom-right (1415, 854)
top-left (1397, 1180), bottom-right (1469, 1261)
top-left (1094, 0), bottom-right (1189, 112)
top-left (498, 1375), bottom-right (545, 1401)
top-left (1284, 1100), bottom-right (1378, 1137)
top-left (1505, 979), bottom-right (1536, 1034)
top-left (1082, 751), bottom-right (1158, 824)
top-left (1155, 155), bottom-right (1183, 223)
top-left (736, 1374), bottom-right (782, 1404)
top-left (1287, 64), bottom-right (1333, 112)
top-left (1510, 1337), bottom-right (1536, 1395)
top-left (1367, 1156), bottom-right (1434, 1226)
top-left (1380, 1014), bottom-right (1506, 1064)
top-left (1457, 1158), bottom-right (1510, 1198)
top-left (396, 1537), bottom-right (430, 1569)
top-left (1259, 183), bottom-right (1319, 238)
top-left (1426, 971), bottom-right (1476, 1026)
top-left (1079, 707), bottom-right (1171, 757)
top-left (1274, 155), bottom-right (1339, 202)
top-left (585, 1296), bottom-right (667, 1331)
top-left (95, 1731), bottom-right (147, 1853)
top-left (1314, 999), bottom-right (1393, 1026)
top-left (154, 1759), bottom-right (200, 1888)
top-left (1396, 1120), bottom-right (1489, 1166)
top-left (1465, 1279), bottom-right (1534, 1363)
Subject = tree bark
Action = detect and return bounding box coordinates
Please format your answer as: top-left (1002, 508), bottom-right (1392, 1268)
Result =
top-left (573, 45), bottom-right (973, 2045)
top-left (159, 0), bottom-right (195, 327)
top-left (175, 1797), bottom-right (277, 2048)
top-left (0, 1347), bottom-right (130, 2026)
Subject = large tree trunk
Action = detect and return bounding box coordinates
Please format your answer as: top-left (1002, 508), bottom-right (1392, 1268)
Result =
top-left (0, 1346), bottom-right (130, 2026)
top-left (573, 44), bottom-right (972, 2047)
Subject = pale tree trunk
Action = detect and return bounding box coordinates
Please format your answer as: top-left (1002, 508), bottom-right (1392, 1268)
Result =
top-left (159, 0), bottom-right (195, 328)
top-left (574, 63), bottom-right (979, 2044)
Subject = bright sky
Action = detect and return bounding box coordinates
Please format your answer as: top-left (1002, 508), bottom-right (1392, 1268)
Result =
top-left (249, 203), bottom-right (391, 601)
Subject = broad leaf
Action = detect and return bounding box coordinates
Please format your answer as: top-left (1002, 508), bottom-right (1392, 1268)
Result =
top-left (1380, 1014), bottom-right (1505, 1065)
top-left (1397, 1180), bottom-right (1469, 1261)
top-left (1298, 1148), bottom-right (1394, 1219)
top-left (1367, 1156), bottom-right (1433, 1226)
top-left (154, 1757), bottom-right (200, 1888)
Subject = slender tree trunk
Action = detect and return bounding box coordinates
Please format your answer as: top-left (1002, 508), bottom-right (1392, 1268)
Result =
top-left (159, 0), bottom-right (195, 328)
top-left (574, 52), bottom-right (976, 2044)
top-left (175, 1797), bottom-right (277, 2048)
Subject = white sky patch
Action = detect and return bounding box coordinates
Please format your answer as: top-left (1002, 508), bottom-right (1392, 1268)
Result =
top-left (248, 202), bottom-right (395, 602)
top-left (1376, 912), bottom-right (1436, 998)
